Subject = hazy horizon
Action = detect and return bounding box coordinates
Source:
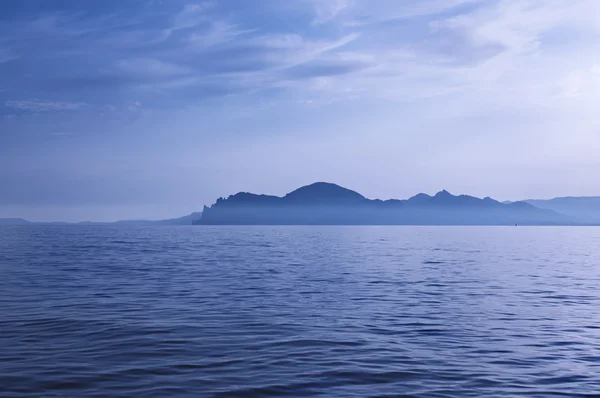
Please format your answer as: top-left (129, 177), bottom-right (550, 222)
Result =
top-left (2, 0), bottom-right (600, 222)
top-left (2, 181), bottom-right (600, 223)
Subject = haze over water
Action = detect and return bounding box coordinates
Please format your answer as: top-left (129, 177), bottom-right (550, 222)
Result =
top-left (1, 225), bottom-right (599, 397)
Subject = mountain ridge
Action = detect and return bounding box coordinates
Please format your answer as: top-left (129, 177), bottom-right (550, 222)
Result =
top-left (0, 212), bottom-right (202, 226)
top-left (6, 188), bottom-right (600, 226)
top-left (197, 182), bottom-right (571, 225)
top-left (523, 197), bottom-right (600, 223)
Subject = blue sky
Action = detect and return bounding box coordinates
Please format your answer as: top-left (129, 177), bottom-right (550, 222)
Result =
top-left (1, 0), bottom-right (599, 221)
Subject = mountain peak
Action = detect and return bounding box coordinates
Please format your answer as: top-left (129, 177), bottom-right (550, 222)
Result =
top-left (284, 182), bottom-right (366, 203)
top-left (483, 197), bottom-right (500, 204)
top-left (410, 193), bottom-right (432, 199)
top-left (407, 193), bottom-right (432, 204)
top-left (434, 190), bottom-right (454, 198)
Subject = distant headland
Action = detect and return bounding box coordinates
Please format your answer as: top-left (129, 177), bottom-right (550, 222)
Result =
top-left (194, 182), bottom-right (574, 226)
top-left (3, 183), bottom-right (600, 226)
top-left (0, 213), bottom-right (202, 226)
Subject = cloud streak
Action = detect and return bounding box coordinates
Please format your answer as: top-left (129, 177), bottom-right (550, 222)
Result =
top-left (5, 100), bottom-right (87, 112)
top-left (0, 47), bottom-right (18, 63)
top-left (0, 0), bottom-right (598, 115)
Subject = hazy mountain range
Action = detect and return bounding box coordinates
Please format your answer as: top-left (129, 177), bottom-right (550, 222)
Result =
top-left (4, 183), bottom-right (600, 226)
top-left (0, 213), bottom-right (202, 226)
top-left (521, 197), bottom-right (600, 224)
top-left (196, 182), bottom-right (577, 225)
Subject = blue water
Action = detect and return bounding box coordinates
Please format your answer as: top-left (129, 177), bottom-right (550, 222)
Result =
top-left (1, 226), bottom-right (600, 397)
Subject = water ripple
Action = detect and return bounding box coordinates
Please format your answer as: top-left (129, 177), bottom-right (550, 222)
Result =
top-left (1, 225), bottom-right (600, 397)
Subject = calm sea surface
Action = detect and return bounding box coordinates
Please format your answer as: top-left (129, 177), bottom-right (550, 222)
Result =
top-left (1, 226), bottom-right (600, 397)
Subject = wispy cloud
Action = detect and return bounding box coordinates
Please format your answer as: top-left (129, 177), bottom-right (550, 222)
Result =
top-left (312, 0), bottom-right (350, 24)
top-left (188, 21), bottom-right (256, 47)
top-left (159, 1), bottom-right (217, 42)
top-left (0, 48), bottom-right (18, 63)
top-left (5, 100), bottom-right (87, 112)
top-left (49, 132), bottom-right (73, 136)
top-left (171, 2), bottom-right (216, 31)
top-left (333, 0), bottom-right (485, 26)
top-left (115, 58), bottom-right (191, 78)
top-left (1, 0), bottom-right (600, 113)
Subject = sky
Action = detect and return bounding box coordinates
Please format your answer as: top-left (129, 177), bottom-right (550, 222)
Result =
top-left (1, 0), bottom-right (600, 222)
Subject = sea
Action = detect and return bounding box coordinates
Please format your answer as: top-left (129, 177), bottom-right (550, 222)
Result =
top-left (1, 225), bottom-right (599, 397)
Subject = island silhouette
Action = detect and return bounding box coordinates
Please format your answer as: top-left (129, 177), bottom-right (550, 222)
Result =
top-left (195, 182), bottom-right (568, 225)
top-left (5, 184), bottom-right (599, 226)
